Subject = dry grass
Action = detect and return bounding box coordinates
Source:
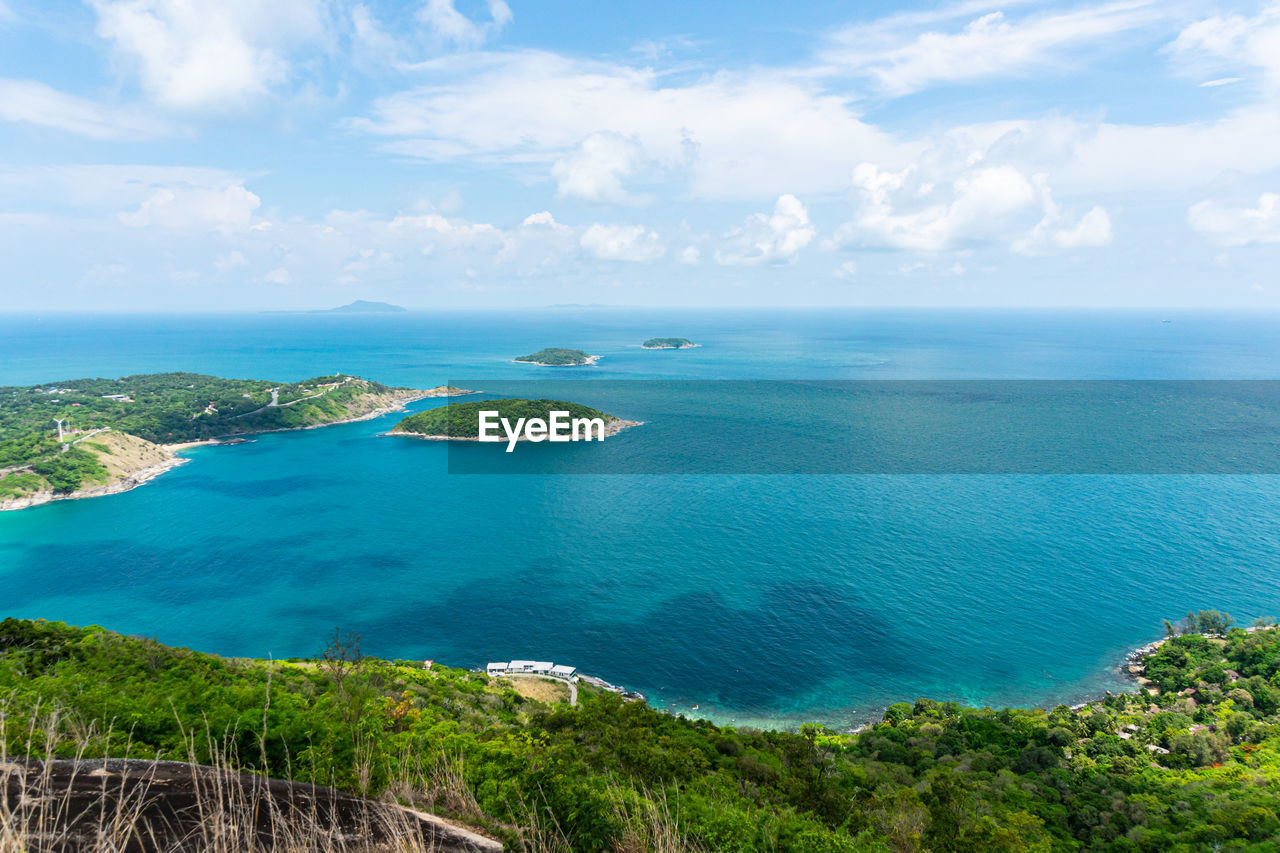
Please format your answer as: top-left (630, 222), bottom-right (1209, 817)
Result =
top-left (505, 679), bottom-right (570, 705)
top-left (0, 705), bottom-right (476, 852)
top-left (0, 698), bottom-right (706, 853)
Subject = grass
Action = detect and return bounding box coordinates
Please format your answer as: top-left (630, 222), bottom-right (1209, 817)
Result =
top-left (504, 678), bottom-right (570, 705)
top-left (0, 696), bottom-right (703, 853)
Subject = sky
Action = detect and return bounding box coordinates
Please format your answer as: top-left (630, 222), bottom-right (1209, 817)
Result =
top-left (1, 0), bottom-right (1279, 310)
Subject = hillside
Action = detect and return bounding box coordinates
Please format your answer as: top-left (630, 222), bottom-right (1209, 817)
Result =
top-left (0, 372), bottom-right (426, 504)
top-left (513, 348), bottom-right (598, 366)
top-left (391, 398), bottom-right (638, 440)
top-left (3, 614), bottom-right (1280, 851)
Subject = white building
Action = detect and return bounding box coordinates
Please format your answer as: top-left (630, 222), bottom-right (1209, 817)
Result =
top-left (507, 660), bottom-right (554, 674)
top-left (486, 662), bottom-right (509, 675)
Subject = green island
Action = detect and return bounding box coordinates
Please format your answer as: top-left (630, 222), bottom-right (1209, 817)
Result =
top-left (642, 338), bottom-right (699, 349)
top-left (391, 398), bottom-right (638, 440)
top-left (513, 348), bottom-right (599, 366)
top-left (0, 373), bottom-right (455, 509)
top-left (2, 609), bottom-right (1280, 851)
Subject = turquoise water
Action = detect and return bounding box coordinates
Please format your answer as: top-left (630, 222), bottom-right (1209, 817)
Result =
top-left (4, 309), bottom-right (1280, 730)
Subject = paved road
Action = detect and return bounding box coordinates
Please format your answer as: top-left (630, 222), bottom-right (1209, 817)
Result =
top-left (233, 381), bottom-right (350, 419)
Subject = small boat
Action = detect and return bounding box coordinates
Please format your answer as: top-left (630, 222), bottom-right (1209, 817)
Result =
top-left (691, 704), bottom-right (700, 710)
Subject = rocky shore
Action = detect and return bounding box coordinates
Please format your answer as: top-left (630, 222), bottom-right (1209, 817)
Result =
top-left (0, 386), bottom-right (472, 513)
top-left (391, 416), bottom-right (641, 442)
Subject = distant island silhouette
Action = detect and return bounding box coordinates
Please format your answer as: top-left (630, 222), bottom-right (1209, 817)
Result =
top-left (318, 300), bottom-right (407, 314)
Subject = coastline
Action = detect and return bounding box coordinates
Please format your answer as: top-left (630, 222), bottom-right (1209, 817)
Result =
top-left (512, 355), bottom-right (601, 366)
top-left (0, 454), bottom-right (192, 512)
top-left (0, 386), bottom-right (474, 513)
top-left (388, 416), bottom-right (642, 442)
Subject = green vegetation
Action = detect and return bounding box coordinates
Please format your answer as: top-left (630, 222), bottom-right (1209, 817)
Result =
top-left (0, 372), bottom-right (407, 495)
top-left (393, 399), bottom-right (612, 438)
top-left (514, 348), bottom-right (594, 365)
top-left (642, 338), bottom-right (696, 349)
top-left (5, 614), bottom-right (1280, 851)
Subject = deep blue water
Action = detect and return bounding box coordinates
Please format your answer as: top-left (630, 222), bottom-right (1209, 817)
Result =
top-left (3, 308), bottom-right (1280, 730)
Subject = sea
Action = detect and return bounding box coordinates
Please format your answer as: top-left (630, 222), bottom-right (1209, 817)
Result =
top-left (3, 308), bottom-right (1280, 731)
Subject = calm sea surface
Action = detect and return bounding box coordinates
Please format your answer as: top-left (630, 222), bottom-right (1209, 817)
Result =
top-left (3, 308), bottom-right (1280, 730)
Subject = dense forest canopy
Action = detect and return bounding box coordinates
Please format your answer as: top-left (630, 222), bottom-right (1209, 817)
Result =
top-left (642, 338), bottom-right (696, 349)
top-left (514, 348), bottom-right (593, 365)
top-left (3, 614), bottom-right (1280, 851)
top-left (394, 399), bottom-right (612, 438)
top-left (0, 372), bottom-right (402, 496)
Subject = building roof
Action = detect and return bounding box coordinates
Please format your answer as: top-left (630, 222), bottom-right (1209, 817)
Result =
top-left (551, 664), bottom-right (576, 676)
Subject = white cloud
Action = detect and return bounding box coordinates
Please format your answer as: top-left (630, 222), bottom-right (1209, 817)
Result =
top-left (835, 260), bottom-right (858, 278)
top-left (264, 267), bottom-right (291, 284)
top-left (497, 210), bottom-right (577, 266)
top-left (580, 223), bottom-right (665, 262)
top-left (1188, 193), bottom-right (1280, 246)
top-left (215, 249), bottom-right (248, 270)
top-left (119, 184), bottom-right (261, 233)
top-left (1053, 108), bottom-right (1280, 193)
top-left (1045, 206), bottom-right (1112, 249)
top-left (716, 194), bottom-right (815, 265)
top-left (1164, 4), bottom-right (1280, 89)
top-left (90, 0), bottom-right (329, 110)
top-left (387, 211), bottom-right (501, 249)
top-left (822, 0), bottom-right (1164, 96)
top-left (521, 211), bottom-right (560, 228)
top-left (0, 79), bottom-right (167, 139)
top-left (1012, 177), bottom-right (1113, 254)
top-left (835, 162), bottom-right (1038, 251)
top-left (352, 50), bottom-right (903, 200)
top-left (418, 0), bottom-right (512, 49)
top-left (678, 246), bottom-right (701, 265)
top-left (551, 131), bottom-right (651, 205)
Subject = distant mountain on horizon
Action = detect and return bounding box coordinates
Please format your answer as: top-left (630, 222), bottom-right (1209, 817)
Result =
top-left (316, 300), bottom-right (407, 314)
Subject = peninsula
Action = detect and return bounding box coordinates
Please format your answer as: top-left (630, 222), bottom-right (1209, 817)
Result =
top-left (642, 337), bottom-right (699, 349)
top-left (390, 398), bottom-right (639, 441)
top-left (513, 348), bottom-right (599, 366)
top-left (0, 373), bottom-right (465, 511)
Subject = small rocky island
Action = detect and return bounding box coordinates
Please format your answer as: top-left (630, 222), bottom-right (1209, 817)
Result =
top-left (390, 399), bottom-right (639, 441)
top-left (642, 337), bottom-right (699, 349)
top-left (513, 348), bottom-right (600, 366)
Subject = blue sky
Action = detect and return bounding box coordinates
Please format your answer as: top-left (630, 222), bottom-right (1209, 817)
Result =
top-left (1, 0), bottom-right (1279, 310)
